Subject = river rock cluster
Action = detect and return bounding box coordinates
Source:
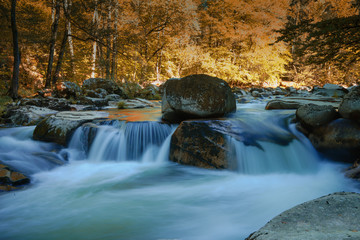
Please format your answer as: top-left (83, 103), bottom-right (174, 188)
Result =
top-left (294, 86), bottom-right (360, 164)
top-left (1, 74), bottom-right (360, 239)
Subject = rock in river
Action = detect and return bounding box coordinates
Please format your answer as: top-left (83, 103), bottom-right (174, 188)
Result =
top-left (0, 162), bottom-right (30, 191)
top-left (33, 111), bottom-right (107, 146)
top-left (339, 85), bottom-right (360, 122)
top-left (161, 74), bottom-right (236, 123)
top-left (246, 192), bottom-right (360, 240)
top-left (296, 104), bottom-right (338, 131)
top-left (169, 120), bottom-right (237, 170)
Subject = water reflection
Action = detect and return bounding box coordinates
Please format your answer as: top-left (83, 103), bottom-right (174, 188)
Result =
top-left (104, 106), bottom-right (162, 122)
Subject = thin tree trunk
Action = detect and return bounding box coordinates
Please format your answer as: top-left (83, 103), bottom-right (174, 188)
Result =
top-left (65, 0), bottom-right (74, 74)
top-left (91, 0), bottom-right (99, 78)
top-left (52, 24), bottom-right (68, 85)
top-left (111, 2), bottom-right (118, 80)
top-left (45, 0), bottom-right (61, 88)
top-left (9, 0), bottom-right (20, 99)
top-left (105, 1), bottom-right (112, 80)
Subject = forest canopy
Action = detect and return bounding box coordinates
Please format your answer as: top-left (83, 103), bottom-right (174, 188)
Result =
top-left (0, 0), bottom-right (359, 98)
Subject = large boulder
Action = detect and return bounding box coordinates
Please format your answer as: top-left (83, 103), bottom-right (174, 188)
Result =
top-left (161, 74), bottom-right (236, 123)
top-left (246, 192), bottom-right (360, 240)
top-left (296, 104), bottom-right (338, 131)
top-left (82, 78), bottom-right (127, 98)
top-left (54, 81), bottom-right (81, 99)
top-left (33, 111), bottom-right (108, 146)
top-left (308, 118), bottom-right (360, 163)
top-left (169, 120), bottom-right (236, 169)
top-left (339, 86), bottom-right (360, 122)
top-left (0, 162), bottom-right (30, 191)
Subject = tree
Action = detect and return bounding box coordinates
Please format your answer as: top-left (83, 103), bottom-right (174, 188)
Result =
top-left (9, 0), bottom-right (20, 99)
top-left (44, 0), bottom-right (61, 88)
top-left (278, 0), bottom-right (360, 85)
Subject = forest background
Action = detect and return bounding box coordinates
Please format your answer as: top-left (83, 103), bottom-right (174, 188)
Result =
top-left (1, 0), bottom-right (360, 99)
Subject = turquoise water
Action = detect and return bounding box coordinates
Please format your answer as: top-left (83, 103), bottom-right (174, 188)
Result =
top-left (0, 104), bottom-right (357, 240)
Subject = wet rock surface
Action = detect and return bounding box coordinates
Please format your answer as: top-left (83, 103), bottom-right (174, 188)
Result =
top-left (169, 120), bottom-right (236, 170)
top-left (162, 74), bottom-right (236, 123)
top-left (33, 111), bottom-right (108, 146)
top-left (246, 192), bottom-right (360, 240)
top-left (0, 162), bottom-right (30, 191)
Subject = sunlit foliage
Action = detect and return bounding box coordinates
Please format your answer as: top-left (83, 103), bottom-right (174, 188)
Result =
top-left (1, 0), bottom-right (359, 96)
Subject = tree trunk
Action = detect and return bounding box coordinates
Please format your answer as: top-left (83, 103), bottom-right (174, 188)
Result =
top-left (45, 0), bottom-right (61, 88)
top-left (9, 0), bottom-right (20, 100)
top-left (65, 0), bottom-right (74, 75)
top-left (111, 2), bottom-right (118, 80)
top-left (105, 1), bottom-right (112, 80)
top-left (52, 24), bottom-right (68, 86)
top-left (91, 0), bottom-right (99, 78)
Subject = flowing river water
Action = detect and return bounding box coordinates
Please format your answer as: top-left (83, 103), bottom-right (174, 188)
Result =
top-left (0, 103), bottom-right (358, 240)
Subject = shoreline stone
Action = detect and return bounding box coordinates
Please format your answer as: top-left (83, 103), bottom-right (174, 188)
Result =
top-left (246, 192), bottom-right (360, 240)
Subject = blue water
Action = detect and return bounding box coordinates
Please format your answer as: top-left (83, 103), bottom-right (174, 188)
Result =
top-left (0, 103), bottom-right (357, 240)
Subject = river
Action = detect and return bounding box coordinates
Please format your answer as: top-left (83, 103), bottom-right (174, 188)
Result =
top-left (0, 103), bottom-right (358, 240)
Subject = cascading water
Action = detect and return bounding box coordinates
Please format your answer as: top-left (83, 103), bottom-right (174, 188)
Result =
top-left (0, 103), bottom-right (358, 240)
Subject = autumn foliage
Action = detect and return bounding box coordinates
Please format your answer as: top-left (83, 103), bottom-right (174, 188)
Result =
top-left (0, 0), bottom-right (359, 97)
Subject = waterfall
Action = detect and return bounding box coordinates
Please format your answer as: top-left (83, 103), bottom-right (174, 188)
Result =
top-left (229, 136), bottom-right (319, 174)
top-left (66, 120), bottom-right (175, 162)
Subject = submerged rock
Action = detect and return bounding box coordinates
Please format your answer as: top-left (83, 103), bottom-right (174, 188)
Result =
top-left (0, 162), bottom-right (30, 191)
top-left (246, 192), bottom-right (360, 240)
top-left (33, 111), bottom-right (107, 146)
top-left (161, 74), bottom-right (236, 123)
